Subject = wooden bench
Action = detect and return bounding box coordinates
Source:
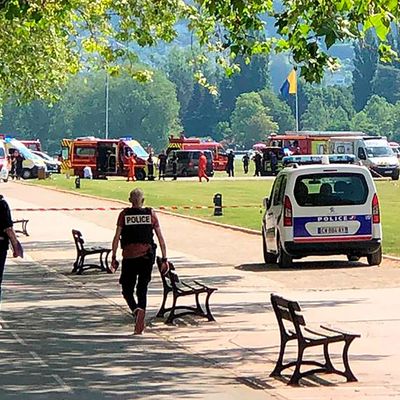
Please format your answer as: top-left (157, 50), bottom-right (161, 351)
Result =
top-left (270, 293), bottom-right (360, 385)
top-left (71, 229), bottom-right (112, 275)
top-left (156, 257), bottom-right (217, 324)
top-left (13, 219), bottom-right (29, 236)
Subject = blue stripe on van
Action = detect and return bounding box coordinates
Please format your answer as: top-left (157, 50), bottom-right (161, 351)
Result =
top-left (294, 215), bottom-right (372, 238)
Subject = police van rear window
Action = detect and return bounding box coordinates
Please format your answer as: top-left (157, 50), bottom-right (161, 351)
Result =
top-left (294, 173), bottom-right (369, 207)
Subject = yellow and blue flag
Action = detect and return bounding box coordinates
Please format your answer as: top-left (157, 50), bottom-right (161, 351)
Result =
top-left (280, 69), bottom-right (297, 99)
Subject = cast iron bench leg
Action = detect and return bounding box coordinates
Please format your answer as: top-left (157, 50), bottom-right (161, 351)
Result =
top-left (289, 346), bottom-right (305, 385)
top-left (343, 337), bottom-right (358, 382)
top-left (72, 255), bottom-right (80, 273)
top-left (77, 254), bottom-right (85, 275)
top-left (104, 250), bottom-right (111, 272)
top-left (22, 220), bottom-right (29, 236)
top-left (157, 289), bottom-right (170, 318)
top-left (166, 294), bottom-right (178, 324)
top-left (99, 251), bottom-right (108, 271)
top-left (204, 290), bottom-right (216, 322)
top-left (270, 335), bottom-right (289, 377)
top-left (323, 342), bottom-right (335, 371)
top-left (195, 292), bottom-right (205, 315)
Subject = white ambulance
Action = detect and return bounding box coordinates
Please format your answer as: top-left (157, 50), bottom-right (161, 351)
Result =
top-left (262, 155), bottom-right (382, 268)
top-left (0, 139), bottom-right (8, 182)
top-left (330, 136), bottom-right (399, 180)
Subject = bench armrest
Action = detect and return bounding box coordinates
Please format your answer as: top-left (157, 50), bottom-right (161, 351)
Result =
top-left (193, 280), bottom-right (217, 291)
top-left (181, 281), bottom-right (196, 290)
top-left (320, 325), bottom-right (361, 338)
top-left (304, 327), bottom-right (332, 338)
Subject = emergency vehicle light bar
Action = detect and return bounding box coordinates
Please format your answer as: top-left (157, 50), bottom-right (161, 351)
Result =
top-left (283, 154), bottom-right (356, 166)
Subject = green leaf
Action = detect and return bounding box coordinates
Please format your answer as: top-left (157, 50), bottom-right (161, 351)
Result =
top-left (367, 14), bottom-right (390, 41)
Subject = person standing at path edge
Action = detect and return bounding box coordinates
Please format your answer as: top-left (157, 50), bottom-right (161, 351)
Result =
top-left (226, 150), bottom-right (235, 177)
top-left (198, 151), bottom-right (209, 182)
top-left (0, 195), bottom-right (23, 306)
top-left (127, 153), bottom-right (136, 182)
top-left (111, 188), bottom-right (168, 334)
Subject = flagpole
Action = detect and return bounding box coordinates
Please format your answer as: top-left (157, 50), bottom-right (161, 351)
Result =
top-left (295, 69), bottom-right (299, 132)
top-left (295, 87), bottom-right (299, 132)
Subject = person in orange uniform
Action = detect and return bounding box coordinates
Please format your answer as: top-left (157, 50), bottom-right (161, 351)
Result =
top-left (127, 152), bottom-right (136, 182)
top-left (198, 151), bottom-right (209, 182)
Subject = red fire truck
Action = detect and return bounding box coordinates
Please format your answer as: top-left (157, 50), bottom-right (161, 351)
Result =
top-left (267, 133), bottom-right (330, 155)
top-left (167, 135), bottom-right (228, 171)
top-left (60, 137), bottom-right (149, 179)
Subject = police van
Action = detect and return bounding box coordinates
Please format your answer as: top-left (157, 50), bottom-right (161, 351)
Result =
top-left (262, 155), bottom-right (382, 268)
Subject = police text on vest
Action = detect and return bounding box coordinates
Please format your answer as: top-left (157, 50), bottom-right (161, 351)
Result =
top-left (125, 215), bottom-right (151, 225)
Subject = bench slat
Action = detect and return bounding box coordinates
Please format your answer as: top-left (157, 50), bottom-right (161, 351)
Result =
top-left (272, 294), bottom-right (301, 311)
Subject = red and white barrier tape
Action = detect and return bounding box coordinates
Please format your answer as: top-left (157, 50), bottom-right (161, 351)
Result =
top-left (12, 205), bottom-right (260, 212)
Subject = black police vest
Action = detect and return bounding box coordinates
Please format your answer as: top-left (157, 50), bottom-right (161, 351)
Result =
top-left (0, 198), bottom-right (10, 250)
top-left (120, 207), bottom-right (154, 247)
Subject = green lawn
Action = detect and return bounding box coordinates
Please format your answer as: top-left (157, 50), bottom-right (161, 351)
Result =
top-left (30, 174), bottom-right (400, 257)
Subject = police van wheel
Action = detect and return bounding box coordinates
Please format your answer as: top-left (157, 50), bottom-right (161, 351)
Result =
top-left (367, 246), bottom-right (382, 266)
top-left (277, 238), bottom-right (292, 268)
top-left (263, 232), bottom-right (277, 264)
top-left (392, 169), bottom-right (400, 181)
top-left (181, 169), bottom-right (188, 177)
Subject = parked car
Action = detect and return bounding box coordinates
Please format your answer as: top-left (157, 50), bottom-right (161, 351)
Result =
top-left (32, 150), bottom-right (61, 173)
top-left (262, 155), bottom-right (382, 268)
top-left (165, 150), bottom-right (214, 177)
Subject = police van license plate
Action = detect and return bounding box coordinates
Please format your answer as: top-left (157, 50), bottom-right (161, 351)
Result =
top-left (317, 226), bottom-right (348, 234)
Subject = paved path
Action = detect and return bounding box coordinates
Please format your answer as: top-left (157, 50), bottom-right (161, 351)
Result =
top-left (1, 182), bottom-right (400, 399)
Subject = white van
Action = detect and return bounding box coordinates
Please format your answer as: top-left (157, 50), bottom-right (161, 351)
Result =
top-left (262, 155), bottom-right (382, 268)
top-left (0, 140), bottom-right (8, 182)
top-left (330, 136), bottom-right (399, 180)
top-left (4, 137), bottom-right (47, 179)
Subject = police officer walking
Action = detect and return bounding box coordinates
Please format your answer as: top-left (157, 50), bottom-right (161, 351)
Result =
top-left (111, 188), bottom-right (168, 334)
top-left (0, 195), bottom-right (23, 307)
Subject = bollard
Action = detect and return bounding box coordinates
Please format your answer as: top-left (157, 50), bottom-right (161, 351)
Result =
top-left (213, 193), bottom-right (223, 216)
top-left (75, 176), bottom-right (81, 189)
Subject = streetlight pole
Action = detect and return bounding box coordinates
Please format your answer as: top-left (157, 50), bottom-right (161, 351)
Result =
top-left (105, 73), bottom-right (109, 139)
top-left (105, 40), bottom-right (128, 140)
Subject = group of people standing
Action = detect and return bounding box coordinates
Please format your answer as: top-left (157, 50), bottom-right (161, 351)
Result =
top-left (126, 147), bottom-right (281, 182)
top-left (225, 150), bottom-right (279, 177)
top-left (2, 150), bottom-right (24, 180)
top-left (253, 151), bottom-right (278, 176)
top-left (126, 150), bottom-right (169, 182)
top-left (143, 150), bottom-right (209, 183)
top-left (127, 152), bottom-right (157, 182)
